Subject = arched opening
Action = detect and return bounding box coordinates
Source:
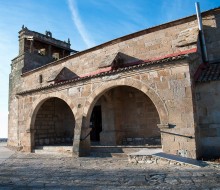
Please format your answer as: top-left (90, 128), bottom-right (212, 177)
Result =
top-left (33, 97), bottom-right (75, 151)
top-left (89, 86), bottom-right (161, 147)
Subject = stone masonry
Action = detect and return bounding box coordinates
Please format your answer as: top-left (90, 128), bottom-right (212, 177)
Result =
top-left (8, 7), bottom-right (220, 159)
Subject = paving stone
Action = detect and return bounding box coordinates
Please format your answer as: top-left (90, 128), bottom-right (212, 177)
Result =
top-left (0, 152), bottom-right (220, 189)
top-left (164, 177), bottom-right (179, 185)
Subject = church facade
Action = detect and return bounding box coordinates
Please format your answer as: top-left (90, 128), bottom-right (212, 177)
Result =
top-left (8, 7), bottom-right (220, 159)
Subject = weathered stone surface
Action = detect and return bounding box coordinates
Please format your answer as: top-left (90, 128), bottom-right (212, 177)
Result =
top-left (1, 151), bottom-right (220, 189)
top-left (48, 67), bottom-right (78, 82)
top-left (8, 8), bottom-right (220, 160)
top-left (102, 74), bottom-right (120, 81)
top-left (175, 27), bottom-right (198, 47)
top-left (196, 81), bottom-right (220, 158)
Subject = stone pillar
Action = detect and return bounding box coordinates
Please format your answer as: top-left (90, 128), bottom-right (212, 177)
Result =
top-left (48, 45), bottom-right (51, 56)
top-left (100, 101), bottom-right (116, 145)
top-left (73, 116), bottom-right (91, 157)
top-left (62, 50), bottom-right (65, 58)
top-left (100, 95), bottom-right (116, 146)
top-left (21, 129), bottom-right (32, 152)
top-left (8, 96), bottom-right (19, 147)
top-left (29, 40), bottom-right (34, 53)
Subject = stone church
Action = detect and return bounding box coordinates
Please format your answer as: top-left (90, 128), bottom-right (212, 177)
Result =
top-left (8, 7), bottom-right (220, 159)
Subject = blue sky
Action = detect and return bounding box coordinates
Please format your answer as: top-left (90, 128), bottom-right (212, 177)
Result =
top-left (0, 0), bottom-right (219, 138)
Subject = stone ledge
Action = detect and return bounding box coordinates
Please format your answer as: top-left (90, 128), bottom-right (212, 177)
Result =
top-left (157, 124), bottom-right (169, 129)
top-left (157, 124), bottom-right (176, 129)
top-left (128, 153), bottom-right (208, 168)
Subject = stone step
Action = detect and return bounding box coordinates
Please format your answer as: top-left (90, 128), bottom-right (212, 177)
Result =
top-left (90, 146), bottom-right (156, 157)
top-left (111, 153), bottom-right (128, 158)
top-left (90, 147), bottom-right (123, 153)
top-left (153, 152), bottom-right (208, 167)
top-left (34, 146), bottom-right (72, 156)
top-left (33, 149), bottom-right (72, 156)
top-left (89, 152), bottom-right (127, 158)
top-left (89, 152), bottom-right (114, 157)
top-left (128, 149), bottom-right (209, 168)
top-left (35, 145), bottom-right (72, 151)
top-left (122, 137), bottom-right (161, 146)
top-left (90, 145), bottom-right (161, 153)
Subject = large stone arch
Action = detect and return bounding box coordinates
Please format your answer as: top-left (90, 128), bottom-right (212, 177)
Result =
top-left (77, 77), bottom-right (169, 156)
top-left (83, 78), bottom-right (168, 125)
top-left (25, 93), bottom-right (77, 152)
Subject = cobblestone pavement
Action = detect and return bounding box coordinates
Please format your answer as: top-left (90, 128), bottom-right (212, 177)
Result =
top-left (0, 143), bottom-right (14, 164)
top-left (0, 152), bottom-right (220, 190)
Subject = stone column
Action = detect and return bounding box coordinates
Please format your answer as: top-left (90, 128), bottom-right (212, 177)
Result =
top-left (21, 129), bottom-right (32, 152)
top-left (48, 45), bottom-right (52, 56)
top-left (62, 50), bottom-right (65, 58)
top-left (29, 39), bottom-right (34, 53)
top-left (73, 116), bottom-right (91, 157)
top-left (100, 101), bottom-right (116, 145)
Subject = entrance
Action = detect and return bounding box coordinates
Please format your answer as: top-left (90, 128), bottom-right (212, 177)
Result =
top-left (90, 106), bottom-right (102, 142)
top-left (89, 86), bottom-right (161, 146)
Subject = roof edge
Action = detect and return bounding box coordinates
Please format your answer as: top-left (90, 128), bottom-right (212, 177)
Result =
top-left (21, 6), bottom-right (220, 77)
top-left (17, 49), bottom-right (196, 96)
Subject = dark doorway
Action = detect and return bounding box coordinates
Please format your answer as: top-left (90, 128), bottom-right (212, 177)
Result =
top-left (90, 106), bottom-right (102, 142)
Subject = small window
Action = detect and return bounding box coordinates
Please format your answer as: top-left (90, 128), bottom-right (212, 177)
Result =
top-left (39, 74), bottom-right (43, 83)
top-left (38, 48), bottom-right (46, 56)
top-left (52, 52), bottom-right (59, 60)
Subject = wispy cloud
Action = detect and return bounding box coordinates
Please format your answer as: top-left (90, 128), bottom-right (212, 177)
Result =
top-left (67, 0), bottom-right (95, 48)
top-left (104, 0), bottom-right (148, 27)
top-left (85, 0), bottom-right (150, 44)
top-left (161, 0), bottom-right (193, 23)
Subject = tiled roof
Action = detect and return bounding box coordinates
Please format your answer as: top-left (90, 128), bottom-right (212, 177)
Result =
top-left (17, 54), bottom-right (188, 96)
top-left (197, 63), bottom-right (220, 82)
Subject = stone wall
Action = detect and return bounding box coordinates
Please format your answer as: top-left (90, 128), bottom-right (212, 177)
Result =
top-left (34, 98), bottom-right (75, 146)
top-left (19, 10), bottom-right (220, 93)
top-left (9, 8), bottom-right (220, 158)
top-left (95, 86), bottom-right (160, 145)
top-left (203, 12), bottom-right (220, 62)
top-left (11, 58), bottom-right (197, 158)
top-left (19, 18), bottom-right (199, 91)
top-left (195, 81), bottom-right (220, 158)
top-left (8, 54), bottom-right (25, 147)
top-left (23, 52), bottom-right (55, 73)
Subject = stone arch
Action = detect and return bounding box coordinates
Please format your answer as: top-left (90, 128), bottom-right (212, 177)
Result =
top-left (26, 93), bottom-right (77, 151)
top-left (77, 77), bottom-right (169, 155)
top-left (83, 78), bottom-right (168, 126)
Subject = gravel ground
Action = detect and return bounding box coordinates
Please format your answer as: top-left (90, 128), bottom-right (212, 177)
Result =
top-left (0, 150), bottom-right (220, 190)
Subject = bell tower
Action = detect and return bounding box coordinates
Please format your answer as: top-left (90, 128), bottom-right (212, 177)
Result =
top-left (8, 26), bottom-right (77, 147)
top-left (18, 26), bottom-right (77, 72)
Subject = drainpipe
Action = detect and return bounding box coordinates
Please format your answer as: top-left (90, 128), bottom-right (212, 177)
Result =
top-left (195, 2), bottom-right (209, 63)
